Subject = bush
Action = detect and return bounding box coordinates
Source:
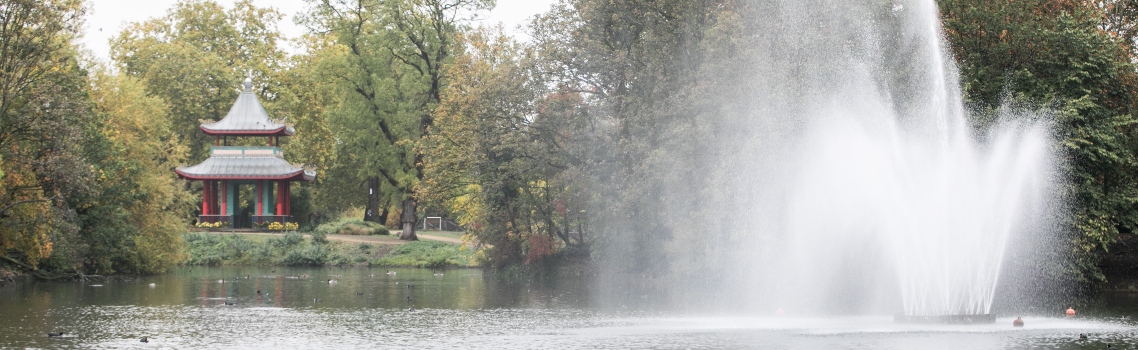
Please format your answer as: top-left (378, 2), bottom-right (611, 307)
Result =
top-left (313, 218), bottom-right (389, 236)
top-left (310, 230), bottom-right (329, 244)
top-left (282, 245), bottom-right (328, 266)
top-left (371, 241), bottom-right (473, 268)
top-left (271, 231), bottom-right (304, 248)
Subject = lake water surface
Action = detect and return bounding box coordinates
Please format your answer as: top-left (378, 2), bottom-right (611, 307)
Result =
top-left (1, 266), bottom-right (1137, 349)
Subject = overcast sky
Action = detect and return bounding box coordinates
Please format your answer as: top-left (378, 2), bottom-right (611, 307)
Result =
top-left (79, 0), bottom-right (557, 63)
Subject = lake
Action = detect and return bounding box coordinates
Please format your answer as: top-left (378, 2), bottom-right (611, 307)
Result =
top-left (1, 266), bottom-right (1136, 349)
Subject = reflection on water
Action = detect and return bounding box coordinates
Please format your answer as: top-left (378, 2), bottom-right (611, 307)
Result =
top-left (1, 266), bottom-right (1137, 349)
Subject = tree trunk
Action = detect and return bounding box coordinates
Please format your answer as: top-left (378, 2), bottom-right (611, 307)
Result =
top-left (378, 205), bottom-right (389, 227)
top-left (400, 198), bottom-right (417, 240)
top-left (364, 177), bottom-right (381, 223)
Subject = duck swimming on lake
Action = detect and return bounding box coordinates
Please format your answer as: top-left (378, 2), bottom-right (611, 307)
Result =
top-left (327, 279), bottom-right (338, 284)
top-left (47, 332), bottom-right (65, 337)
top-left (386, 270), bottom-right (396, 276)
top-left (140, 336), bottom-right (148, 343)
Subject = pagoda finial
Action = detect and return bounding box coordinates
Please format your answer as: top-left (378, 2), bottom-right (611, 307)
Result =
top-left (243, 76), bottom-right (253, 92)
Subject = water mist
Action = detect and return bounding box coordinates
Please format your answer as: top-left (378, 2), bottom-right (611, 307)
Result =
top-left (595, 0), bottom-right (1058, 317)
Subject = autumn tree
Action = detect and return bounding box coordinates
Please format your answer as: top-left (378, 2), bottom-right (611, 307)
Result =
top-left (0, 0), bottom-right (91, 269)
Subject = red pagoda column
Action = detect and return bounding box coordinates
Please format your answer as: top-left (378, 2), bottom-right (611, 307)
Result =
top-left (276, 180), bottom-right (284, 217)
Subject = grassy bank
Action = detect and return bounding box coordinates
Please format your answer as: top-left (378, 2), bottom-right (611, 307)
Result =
top-left (182, 232), bottom-right (474, 268)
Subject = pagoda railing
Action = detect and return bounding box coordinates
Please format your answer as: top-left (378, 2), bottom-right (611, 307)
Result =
top-left (199, 215), bottom-right (232, 224)
top-left (253, 215), bottom-right (291, 224)
top-left (210, 146), bottom-right (283, 157)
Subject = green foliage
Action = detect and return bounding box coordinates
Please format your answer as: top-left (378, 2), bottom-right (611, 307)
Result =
top-left (0, 0), bottom-right (90, 268)
top-left (310, 231), bottom-right (329, 244)
top-left (313, 218), bottom-right (389, 236)
top-left (281, 245), bottom-right (328, 266)
top-left (110, 0), bottom-right (287, 160)
top-left (371, 241), bottom-right (472, 268)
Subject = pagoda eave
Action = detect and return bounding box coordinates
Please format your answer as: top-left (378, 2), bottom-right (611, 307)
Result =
top-left (200, 126), bottom-right (294, 136)
top-left (175, 170), bottom-right (314, 182)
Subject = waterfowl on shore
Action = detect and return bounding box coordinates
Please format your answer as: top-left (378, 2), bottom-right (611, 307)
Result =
top-left (140, 336), bottom-right (148, 343)
top-left (47, 332), bottom-right (65, 337)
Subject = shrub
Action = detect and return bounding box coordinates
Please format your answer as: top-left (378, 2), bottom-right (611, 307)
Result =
top-left (310, 230), bottom-right (329, 244)
top-left (313, 218), bottom-right (389, 236)
top-left (371, 241), bottom-right (473, 268)
top-left (282, 245), bottom-right (328, 266)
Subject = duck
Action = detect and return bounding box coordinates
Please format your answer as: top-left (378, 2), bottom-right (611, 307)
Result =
top-left (224, 301), bottom-right (236, 306)
top-left (140, 336), bottom-right (149, 343)
top-left (256, 289), bottom-right (262, 295)
top-left (1080, 333), bottom-right (1088, 340)
top-left (386, 270), bottom-right (397, 276)
top-left (327, 279), bottom-right (338, 284)
top-left (313, 298), bottom-right (321, 303)
top-left (148, 283), bottom-right (156, 287)
top-left (1012, 317), bottom-right (1024, 327)
top-left (355, 292), bottom-right (364, 296)
top-left (432, 270), bottom-right (444, 277)
top-left (47, 332), bottom-right (65, 337)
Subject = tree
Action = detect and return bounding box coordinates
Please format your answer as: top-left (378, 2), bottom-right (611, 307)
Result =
top-left (79, 71), bottom-right (193, 274)
top-left (0, 0), bottom-right (90, 269)
top-left (111, 0), bottom-right (288, 160)
top-left (305, 0), bottom-right (490, 240)
top-left (427, 29), bottom-right (593, 266)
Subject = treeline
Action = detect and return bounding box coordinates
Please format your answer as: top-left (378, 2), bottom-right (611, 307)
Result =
top-left (3, 0), bottom-right (1138, 282)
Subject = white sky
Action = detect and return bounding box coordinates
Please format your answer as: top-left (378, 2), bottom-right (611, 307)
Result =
top-left (80, 0), bottom-right (557, 63)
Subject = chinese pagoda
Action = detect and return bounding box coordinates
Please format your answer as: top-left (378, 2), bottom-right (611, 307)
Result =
top-left (176, 78), bottom-right (315, 227)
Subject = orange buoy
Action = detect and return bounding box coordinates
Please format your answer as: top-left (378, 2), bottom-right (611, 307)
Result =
top-left (1066, 307), bottom-right (1076, 318)
top-left (1013, 317), bottom-right (1024, 327)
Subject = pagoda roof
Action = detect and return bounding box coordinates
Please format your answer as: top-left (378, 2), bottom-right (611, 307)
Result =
top-left (175, 146), bottom-right (315, 181)
top-left (200, 78), bottom-right (294, 136)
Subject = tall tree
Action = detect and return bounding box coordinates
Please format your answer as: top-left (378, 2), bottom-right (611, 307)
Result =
top-left (111, 0), bottom-right (287, 160)
top-left (305, 0), bottom-right (490, 240)
top-left (0, 0), bottom-right (91, 269)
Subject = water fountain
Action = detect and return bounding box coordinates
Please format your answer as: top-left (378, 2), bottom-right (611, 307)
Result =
top-left (753, 0), bottom-right (1055, 320)
top-left (599, 0), bottom-right (1058, 321)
